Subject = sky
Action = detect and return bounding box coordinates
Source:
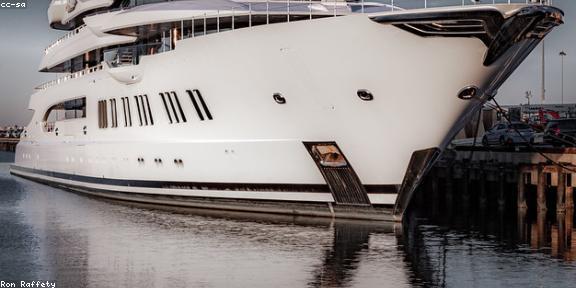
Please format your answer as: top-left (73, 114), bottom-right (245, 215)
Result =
top-left (0, 0), bottom-right (574, 126)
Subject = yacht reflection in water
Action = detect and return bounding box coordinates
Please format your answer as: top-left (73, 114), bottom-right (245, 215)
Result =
top-left (6, 162), bottom-right (576, 287)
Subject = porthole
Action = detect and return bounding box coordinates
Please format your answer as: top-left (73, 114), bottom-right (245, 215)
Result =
top-left (458, 86), bottom-right (479, 100)
top-left (273, 93), bottom-right (286, 104)
top-left (357, 89), bottom-right (374, 101)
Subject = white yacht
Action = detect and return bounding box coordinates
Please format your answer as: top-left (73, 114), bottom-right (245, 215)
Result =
top-left (11, 0), bottom-right (563, 221)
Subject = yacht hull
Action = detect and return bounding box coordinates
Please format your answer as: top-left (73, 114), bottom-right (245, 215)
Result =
top-left (11, 5), bottom-right (563, 221)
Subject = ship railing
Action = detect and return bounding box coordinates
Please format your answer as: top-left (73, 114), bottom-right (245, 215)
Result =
top-left (35, 64), bottom-right (103, 91)
top-left (92, 0), bottom-right (554, 67)
top-left (44, 1), bottom-right (552, 56)
top-left (44, 24), bottom-right (86, 55)
top-left (157, 0), bottom-right (554, 43)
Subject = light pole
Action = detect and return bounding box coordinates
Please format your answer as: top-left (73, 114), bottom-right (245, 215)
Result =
top-left (560, 51), bottom-right (567, 105)
top-left (526, 91), bottom-right (532, 122)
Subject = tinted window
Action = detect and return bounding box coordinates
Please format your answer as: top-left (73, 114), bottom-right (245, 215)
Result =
top-left (44, 97), bottom-right (86, 122)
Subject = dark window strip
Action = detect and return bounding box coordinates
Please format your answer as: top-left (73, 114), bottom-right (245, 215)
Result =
top-left (139, 95), bottom-right (148, 126)
top-left (134, 96), bottom-right (143, 126)
top-left (171, 91), bottom-right (187, 123)
top-left (11, 165), bottom-right (333, 193)
top-left (195, 89), bottom-right (213, 120)
top-left (126, 97), bottom-right (132, 127)
top-left (186, 90), bottom-right (204, 121)
top-left (104, 100), bottom-right (108, 128)
top-left (160, 93), bottom-right (173, 124)
top-left (144, 95), bottom-right (154, 126)
top-left (122, 98), bottom-right (128, 127)
top-left (98, 101), bottom-right (102, 128)
top-left (167, 92), bottom-right (180, 123)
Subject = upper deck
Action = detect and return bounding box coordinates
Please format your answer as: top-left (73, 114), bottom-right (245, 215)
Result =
top-left (49, 0), bottom-right (554, 30)
top-left (38, 0), bottom-right (559, 89)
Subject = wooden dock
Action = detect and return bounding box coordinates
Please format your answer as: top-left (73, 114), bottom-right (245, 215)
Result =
top-left (0, 138), bottom-right (19, 152)
top-left (421, 145), bottom-right (576, 214)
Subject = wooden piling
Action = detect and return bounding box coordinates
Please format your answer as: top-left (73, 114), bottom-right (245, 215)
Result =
top-left (517, 167), bottom-right (527, 209)
top-left (537, 164), bottom-right (547, 211)
top-left (557, 167), bottom-right (566, 213)
top-left (567, 186), bottom-right (574, 210)
top-left (478, 165), bottom-right (487, 208)
top-left (498, 169), bottom-right (505, 209)
top-left (445, 166), bottom-right (454, 212)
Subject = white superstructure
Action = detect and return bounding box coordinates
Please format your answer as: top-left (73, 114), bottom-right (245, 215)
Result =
top-left (11, 0), bottom-right (563, 221)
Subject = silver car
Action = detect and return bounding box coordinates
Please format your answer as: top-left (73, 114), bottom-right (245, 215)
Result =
top-left (482, 122), bottom-right (534, 146)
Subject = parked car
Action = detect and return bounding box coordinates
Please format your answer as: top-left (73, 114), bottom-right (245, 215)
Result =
top-left (543, 119), bottom-right (576, 147)
top-left (482, 122), bottom-right (534, 146)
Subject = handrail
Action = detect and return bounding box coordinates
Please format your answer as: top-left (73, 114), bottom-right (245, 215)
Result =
top-left (38, 0), bottom-right (554, 90)
top-left (44, 1), bottom-right (553, 55)
top-left (44, 24), bottom-right (86, 55)
top-left (35, 64), bottom-right (103, 90)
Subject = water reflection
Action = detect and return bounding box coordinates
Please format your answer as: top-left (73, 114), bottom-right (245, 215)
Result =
top-left (2, 152), bottom-right (576, 287)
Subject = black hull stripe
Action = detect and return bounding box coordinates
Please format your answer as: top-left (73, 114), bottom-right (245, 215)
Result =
top-left (10, 165), bottom-right (398, 194)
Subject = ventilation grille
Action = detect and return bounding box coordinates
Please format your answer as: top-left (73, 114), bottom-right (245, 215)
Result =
top-left (323, 167), bottom-right (372, 206)
top-left (304, 142), bottom-right (371, 207)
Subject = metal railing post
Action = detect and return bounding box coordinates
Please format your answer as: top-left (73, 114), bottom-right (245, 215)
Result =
top-left (232, 7), bottom-right (235, 30)
top-left (309, 0), bottom-right (312, 20)
top-left (333, 0), bottom-right (336, 17)
top-left (267, 1), bottom-right (269, 24)
top-left (249, 3), bottom-right (252, 27)
top-left (361, 0), bottom-right (364, 13)
top-left (217, 10), bottom-right (220, 32)
top-left (192, 18), bottom-right (194, 37)
top-left (287, 0), bottom-right (290, 22)
top-left (203, 13), bottom-right (207, 35)
top-left (181, 20), bottom-right (184, 39)
top-left (162, 30), bottom-right (166, 52)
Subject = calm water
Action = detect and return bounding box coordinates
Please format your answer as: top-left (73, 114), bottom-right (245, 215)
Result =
top-left (2, 151), bottom-right (576, 287)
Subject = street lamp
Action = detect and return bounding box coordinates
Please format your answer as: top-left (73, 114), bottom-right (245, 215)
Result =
top-left (526, 91), bottom-right (532, 121)
top-left (560, 51), bottom-right (567, 105)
